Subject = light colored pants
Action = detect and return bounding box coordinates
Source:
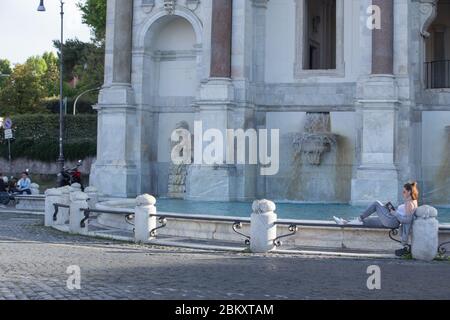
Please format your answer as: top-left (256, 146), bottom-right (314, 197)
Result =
top-left (360, 201), bottom-right (400, 229)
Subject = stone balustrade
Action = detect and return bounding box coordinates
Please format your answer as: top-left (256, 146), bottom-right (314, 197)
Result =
top-left (42, 191), bottom-right (449, 259)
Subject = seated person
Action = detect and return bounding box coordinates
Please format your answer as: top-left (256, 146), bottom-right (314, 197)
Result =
top-left (16, 172), bottom-right (32, 195)
top-left (333, 182), bottom-right (419, 257)
top-left (0, 172), bottom-right (6, 193)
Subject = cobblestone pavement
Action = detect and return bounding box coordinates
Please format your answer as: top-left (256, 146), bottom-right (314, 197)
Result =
top-left (0, 212), bottom-right (449, 300)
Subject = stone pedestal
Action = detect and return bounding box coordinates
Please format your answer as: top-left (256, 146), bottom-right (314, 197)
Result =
top-left (250, 199), bottom-right (277, 253)
top-left (186, 78), bottom-right (238, 201)
top-left (90, 86), bottom-right (138, 198)
top-left (69, 191), bottom-right (90, 235)
top-left (351, 75), bottom-right (399, 205)
top-left (134, 194), bottom-right (157, 243)
top-left (44, 188), bottom-right (62, 227)
top-left (411, 205), bottom-right (439, 261)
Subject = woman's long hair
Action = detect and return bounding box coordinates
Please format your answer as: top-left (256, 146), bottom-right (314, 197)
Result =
top-left (404, 182), bottom-right (419, 201)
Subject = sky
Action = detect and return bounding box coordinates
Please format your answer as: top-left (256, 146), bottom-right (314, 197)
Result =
top-left (0, 0), bottom-right (92, 65)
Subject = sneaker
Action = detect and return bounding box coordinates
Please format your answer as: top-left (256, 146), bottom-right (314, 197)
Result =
top-left (333, 216), bottom-right (346, 225)
top-left (347, 217), bottom-right (363, 225)
top-left (395, 247), bottom-right (410, 257)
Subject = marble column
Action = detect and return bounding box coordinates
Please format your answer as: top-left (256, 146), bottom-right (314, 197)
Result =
top-left (210, 0), bottom-right (233, 77)
top-left (90, 0), bottom-right (138, 198)
top-left (351, 0), bottom-right (399, 205)
top-left (372, 0), bottom-right (394, 75)
top-left (186, 0), bottom-right (239, 201)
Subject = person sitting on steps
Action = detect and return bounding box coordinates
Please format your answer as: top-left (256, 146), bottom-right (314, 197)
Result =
top-left (16, 171), bottom-right (32, 195)
top-left (333, 182), bottom-right (419, 257)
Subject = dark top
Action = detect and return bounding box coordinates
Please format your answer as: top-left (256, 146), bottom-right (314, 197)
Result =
top-left (0, 178), bottom-right (6, 192)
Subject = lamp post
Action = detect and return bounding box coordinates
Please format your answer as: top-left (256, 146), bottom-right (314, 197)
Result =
top-left (37, 0), bottom-right (65, 186)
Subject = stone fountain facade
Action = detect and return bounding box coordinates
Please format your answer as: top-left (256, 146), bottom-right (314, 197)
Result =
top-left (90, 0), bottom-right (450, 205)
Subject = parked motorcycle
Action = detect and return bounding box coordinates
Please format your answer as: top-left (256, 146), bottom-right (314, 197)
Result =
top-left (58, 160), bottom-right (84, 189)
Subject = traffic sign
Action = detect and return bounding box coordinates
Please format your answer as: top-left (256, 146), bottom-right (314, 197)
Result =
top-left (4, 118), bottom-right (12, 129)
top-left (4, 129), bottom-right (13, 139)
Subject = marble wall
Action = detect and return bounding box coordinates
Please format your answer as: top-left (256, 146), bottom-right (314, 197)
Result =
top-left (93, 0), bottom-right (450, 205)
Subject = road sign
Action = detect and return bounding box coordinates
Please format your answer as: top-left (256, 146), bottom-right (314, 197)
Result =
top-left (4, 129), bottom-right (13, 139)
top-left (4, 118), bottom-right (12, 129)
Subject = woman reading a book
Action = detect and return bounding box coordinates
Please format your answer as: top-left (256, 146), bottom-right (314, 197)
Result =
top-left (333, 182), bottom-right (419, 256)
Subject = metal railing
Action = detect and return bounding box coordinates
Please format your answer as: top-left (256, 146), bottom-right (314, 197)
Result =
top-left (79, 208), bottom-right (134, 228)
top-left (273, 219), bottom-right (403, 248)
top-left (438, 224), bottom-right (450, 256)
top-left (425, 60), bottom-right (450, 89)
top-left (78, 209), bottom-right (252, 245)
top-left (53, 203), bottom-right (70, 221)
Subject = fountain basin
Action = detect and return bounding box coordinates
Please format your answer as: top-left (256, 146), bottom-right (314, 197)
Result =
top-left (92, 198), bottom-right (450, 252)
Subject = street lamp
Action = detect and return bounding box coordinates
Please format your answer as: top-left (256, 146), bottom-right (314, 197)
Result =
top-left (37, 0), bottom-right (66, 187)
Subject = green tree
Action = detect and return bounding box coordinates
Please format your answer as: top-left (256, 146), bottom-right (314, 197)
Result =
top-left (53, 39), bottom-right (104, 95)
top-left (42, 52), bottom-right (59, 97)
top-left (77, 0), bottom-right (107, 43)
top-left (0, 59), bottom-right (12, 75)
top-left (0, 56), bottom-right (52, 115)
top-left (0, 59), bottom-right (12, 87)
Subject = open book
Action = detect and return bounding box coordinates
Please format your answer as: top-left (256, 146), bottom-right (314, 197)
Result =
top-left (384, 202), bottom-right (396, 211)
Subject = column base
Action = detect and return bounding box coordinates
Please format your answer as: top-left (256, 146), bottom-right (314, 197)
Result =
top-left (90, 161), bottom-right (138, 198)
top-left (350, 166), bottom-right (399, 206)
top-left (185, 165), bottom-right (237, 202)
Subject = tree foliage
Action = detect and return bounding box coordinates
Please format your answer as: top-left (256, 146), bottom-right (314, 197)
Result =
top-left (0, 59), bottom-right (12, 87)
top-left (0, 55), bottom-right (59, 115)
top-left (77, 0), bottom-right (107, 43)
top-left (53, 38), bottom-right (104, 91)
top-left (0, 59), bottom-right (12, 75)
top-left (0, 1), bottom-right (107, 116)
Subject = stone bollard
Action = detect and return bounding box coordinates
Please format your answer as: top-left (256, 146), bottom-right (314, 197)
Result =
top-left (30, 183), bottom-right (40, 195)
top-left (69, 191), bottom-right (90, 235)
top-left (57, 186), bottom-right (71, 225)
top-left (250, 199), bottom-right (277, 253)
top-left (70, 183), bottom-right (82, 194)
top-left (411, 205), bottom-right (439, 261)
top-left (134, 194), bottom-right (157, 243)
top-left (84, 186), bottom-right (99, 209)
top-left (44, 188), bottom-right (63, 227)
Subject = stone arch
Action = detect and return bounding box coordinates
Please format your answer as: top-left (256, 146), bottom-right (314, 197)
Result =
top-left (132, 7), bottom-right (203, 197)
top-left (136, 7), bottom-right (203, 50)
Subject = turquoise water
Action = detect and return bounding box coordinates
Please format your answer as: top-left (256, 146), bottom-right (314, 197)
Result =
top-left (156, 199), bottom-right (450, 223)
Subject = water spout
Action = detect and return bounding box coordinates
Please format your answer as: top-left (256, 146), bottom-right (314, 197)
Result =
top-left (292, 113), bottom-right (337, 165)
